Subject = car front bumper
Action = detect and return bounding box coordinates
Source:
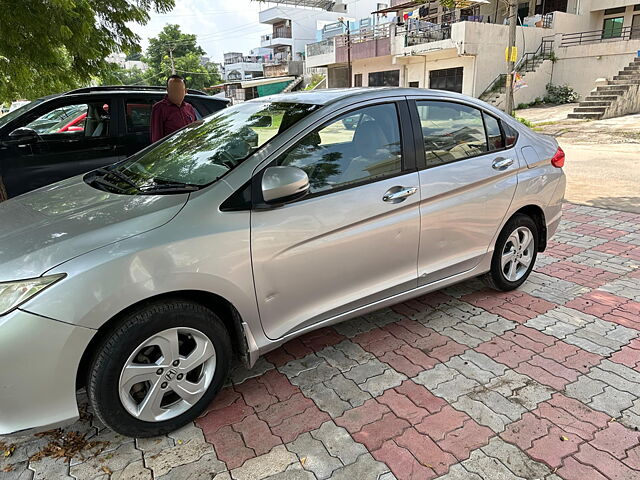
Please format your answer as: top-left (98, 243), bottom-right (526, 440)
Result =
top-left (0, 309), bottom-right (95, 435)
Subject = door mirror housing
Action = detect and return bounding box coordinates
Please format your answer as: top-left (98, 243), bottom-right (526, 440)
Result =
top-left (261, 166), bottom-right (309, 204)
top-left (8, 127), bottom-right (39, 143)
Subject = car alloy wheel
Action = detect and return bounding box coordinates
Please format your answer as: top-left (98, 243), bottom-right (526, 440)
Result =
top-left (501, 226), bottom-right (534, 282)
top-left (118, 327), bottom-right (217, 422)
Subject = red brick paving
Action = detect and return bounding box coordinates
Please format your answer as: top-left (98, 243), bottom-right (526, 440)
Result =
top-left (567, 291), bottom-right (640, 330)
top-left (538, 260), bottom-right (621, 288)
top-left (461, 290), bottom-right (556, 323)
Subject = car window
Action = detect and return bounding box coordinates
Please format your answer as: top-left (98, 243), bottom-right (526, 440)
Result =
top-left (277, 103), bottom-right (402, 194)
top-left (416, 101), bottom-right (488, 167)
top-left (484, 113), bottom-right (505, 151)
top-left (125, 98), bottom-right (155, 134)
top-left (503, 121), bottom-right (518, 147)
top-left (24, 102), bottom-right (110, 138)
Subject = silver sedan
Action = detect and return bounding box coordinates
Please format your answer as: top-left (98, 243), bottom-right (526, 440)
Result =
top-left (0, 88), bottom-right (565, 437)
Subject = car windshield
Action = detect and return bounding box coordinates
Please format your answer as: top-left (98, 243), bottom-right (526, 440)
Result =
top-left (88, 100), bottom-right (320, 194)
top-left (0, 99), bottom-right (43, 129)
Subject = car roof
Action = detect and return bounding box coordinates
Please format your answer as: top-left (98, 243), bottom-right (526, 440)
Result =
top-left (36, 86), bottom-right (229, 103)
top-left (254, 87), bottom-right (477, 106)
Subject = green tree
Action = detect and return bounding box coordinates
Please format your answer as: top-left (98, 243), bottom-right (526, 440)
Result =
top-left (99, 64), bottom-right (150, 86)
top-left (143, 25), bottom-right (221, 91)
top-left (0, 0), bottom-right (174, 102)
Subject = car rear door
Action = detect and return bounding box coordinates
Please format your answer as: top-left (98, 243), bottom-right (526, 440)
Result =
top-left (409, 97), bottom-right (519, 285)
top-left (251, 99), bottom-right (421, 340)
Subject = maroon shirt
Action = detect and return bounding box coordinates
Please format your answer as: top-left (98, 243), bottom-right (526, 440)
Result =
top-left (150, 96), bottom-right (197, 143)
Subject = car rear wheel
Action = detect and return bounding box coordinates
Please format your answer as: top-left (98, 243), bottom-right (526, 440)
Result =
top-left (87, 300), bottom-right (232, 437)
top-left (483, 214), bottom-right (538, 291)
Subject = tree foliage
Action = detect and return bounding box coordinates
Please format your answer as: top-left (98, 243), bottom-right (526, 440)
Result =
top-left (142, 24), bottom-right (221, 91)
top-left (0, 0), bottom-right (174, 102)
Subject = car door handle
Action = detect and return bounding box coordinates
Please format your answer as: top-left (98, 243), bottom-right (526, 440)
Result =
top-left (492, 158), bottom-right (514, 170)
top-left (383, 186), bottom-right (418, 203)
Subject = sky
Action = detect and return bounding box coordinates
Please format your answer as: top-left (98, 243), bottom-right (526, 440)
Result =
top-left (130, 0), bottom-right (272, 63)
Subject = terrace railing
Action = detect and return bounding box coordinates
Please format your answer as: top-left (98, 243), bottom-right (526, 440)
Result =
top-left (307, 38), bottom-right (335, 57)
top-left (560, 27), bottom-right (635, 47)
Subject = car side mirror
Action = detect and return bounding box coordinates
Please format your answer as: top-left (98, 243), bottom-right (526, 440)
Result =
top-left (9, 127), bottom-right (39, 143)
top-left (261, 166), bottom-right (309, 204)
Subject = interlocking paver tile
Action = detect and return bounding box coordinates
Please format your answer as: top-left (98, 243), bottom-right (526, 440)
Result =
top-left (5, 203), bottom-right (640, 480)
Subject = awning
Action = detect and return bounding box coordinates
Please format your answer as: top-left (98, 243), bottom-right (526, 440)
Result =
top-left (372, 0), bottom-right (489, 15)
top-left (372, 1), bottom-right (424, 15)
top-left (241, 76), bottom-right (295, 88)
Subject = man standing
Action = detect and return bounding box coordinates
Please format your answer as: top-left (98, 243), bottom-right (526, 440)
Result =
top-left (150, 75), bottom-right (197, 142)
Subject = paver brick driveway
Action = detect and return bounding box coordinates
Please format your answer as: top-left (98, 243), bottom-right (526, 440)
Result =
top-left (2, 202), bottom-right (640, 480)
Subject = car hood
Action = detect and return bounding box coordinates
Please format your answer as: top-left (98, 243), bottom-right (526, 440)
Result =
top-left (0, 177), bottom-right (188, 282)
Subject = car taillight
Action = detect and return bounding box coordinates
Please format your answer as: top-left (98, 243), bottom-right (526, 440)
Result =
top-left (551, 147), bottom-right (565, 168)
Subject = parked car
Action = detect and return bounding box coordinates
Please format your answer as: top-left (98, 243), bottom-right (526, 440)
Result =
top-left (0, 87), bottom-right (565, 438)
top-left (0, 86), bottom-right (229, 201)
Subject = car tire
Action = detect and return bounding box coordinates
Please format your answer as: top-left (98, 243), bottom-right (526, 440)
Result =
top-left (483, 214), bottom-right (539, 292)
top-left (87, 299), bottom-right (232, 437)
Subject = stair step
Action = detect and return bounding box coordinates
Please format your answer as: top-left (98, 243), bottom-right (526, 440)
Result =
top-left (586, 94), bottom-right (620, 101)
top-left (579, 100), bottom-right (613, 107)
top-left (624, 65), bottom-right (640, 71)
top-left (610, 78), bottom-right (640, 85)
top-left (568, 112), bottom-right (604, 120)
top-left (616, 70), bottom-right (640, 76)
top-left (574, 106), bottom-right (607, 113)
top-left (596, 84), bottom-right (631, 91)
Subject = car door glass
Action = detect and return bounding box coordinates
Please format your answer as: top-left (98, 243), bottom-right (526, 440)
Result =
top-left (125, 99), bottom-right (155, 134)
top-left (277, 103), bottom-right (402, 193)
top-left (24, 102), bottom-right (110, 138)
top-left (416, 101), bottom-right (488, 167)
top-left (484, 113), bottom-right (505, 151)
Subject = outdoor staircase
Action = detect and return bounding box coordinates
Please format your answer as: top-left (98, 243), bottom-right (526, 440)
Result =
top-left (569, 57), bottom-right (640, 120)
top-left (479, 37), bottom-right (554, 110)
top-left (282, 76), bottom-right (303, 93)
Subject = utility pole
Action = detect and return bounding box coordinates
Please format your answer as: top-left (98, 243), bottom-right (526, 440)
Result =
top-left (168, 46), bottom-right (176, 75)
top-left (504, 0), bottom-right (518, 116)
top-left (339, 17), bottom-right (352, 88)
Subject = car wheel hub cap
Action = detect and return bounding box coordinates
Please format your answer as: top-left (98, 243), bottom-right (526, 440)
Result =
top-left (118, 327), bottom-right (216, 422)
top-left (501, 226), bottom-right (534, 282)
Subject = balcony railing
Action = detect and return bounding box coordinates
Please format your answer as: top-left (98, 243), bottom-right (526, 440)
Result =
top-left (307, 38), bottom-right (335, 57)
top-left (560, 26), bottom-right (637, 47)
top-left (273, 26), bottom-right (292, 39)
top-left (402, 24), bottom-right (452, 47)
top-left (335, 23), bottom-right (391, 47)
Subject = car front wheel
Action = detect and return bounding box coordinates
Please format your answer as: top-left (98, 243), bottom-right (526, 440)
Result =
top-left (87, 300), bottom-right (232, 437)
top-left (483, 213), bottom-right (539, 291)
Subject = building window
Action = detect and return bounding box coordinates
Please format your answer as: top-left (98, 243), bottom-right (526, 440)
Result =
top-left (368, 70), bottom-right (400, 87)
top-left (603, 17), bottom-right (624, 38)
top-left (635, 4), bottom-right (640, 11)
top-left (429, 67), bottom-right (463, 94)
top-left (409, 81), bottom-right (420, 88)
top-left (604, 7), bottom-right (626, 15)
top-left (354, 74), bottom-right (363, 87)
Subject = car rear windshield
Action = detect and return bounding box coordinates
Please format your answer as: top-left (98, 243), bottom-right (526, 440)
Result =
top-left (97, 101), bottom-right (319, 193)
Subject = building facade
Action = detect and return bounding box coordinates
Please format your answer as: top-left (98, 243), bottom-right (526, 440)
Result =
top-left (305, 0), bottom-right (640, 111)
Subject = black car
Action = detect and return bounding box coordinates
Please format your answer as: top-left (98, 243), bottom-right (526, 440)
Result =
top-left (0, 86), bottom-right (229, 201)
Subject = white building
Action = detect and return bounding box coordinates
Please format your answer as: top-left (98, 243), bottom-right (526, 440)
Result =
top-left (105, 53), bottom-right (149, 72)
top-left (256, 0), bottom-right (387, 76)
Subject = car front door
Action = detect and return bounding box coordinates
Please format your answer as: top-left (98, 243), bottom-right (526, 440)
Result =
top-left (410, 98), bottom-right (519, 285)
top-left (0, 97), bottom-right (119, 198)
top-left (251, 100), bottom-right (421, 340)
